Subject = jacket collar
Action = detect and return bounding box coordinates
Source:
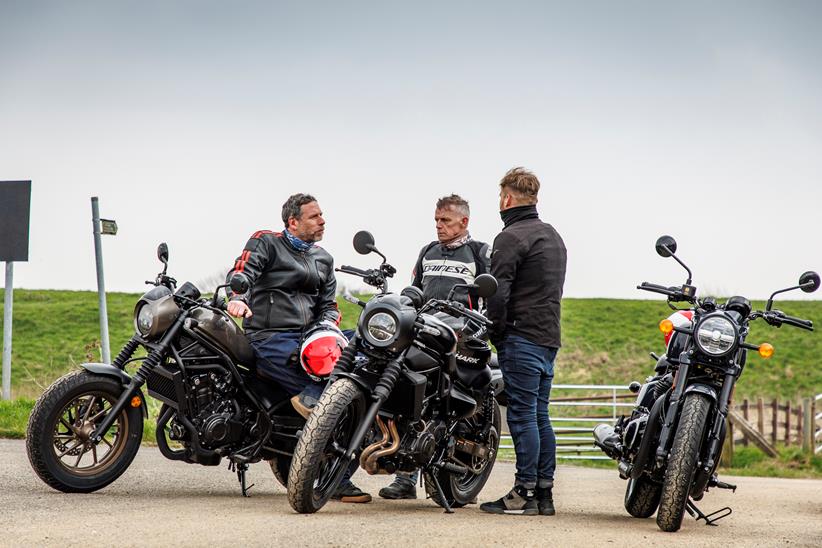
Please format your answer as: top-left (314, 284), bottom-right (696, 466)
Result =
top-left (500, 205), bottom-right (539, 228)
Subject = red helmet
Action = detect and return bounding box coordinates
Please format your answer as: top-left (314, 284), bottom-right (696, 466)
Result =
top-left (664, 310), bottom-right (693, 347)
top-left (300, 325), bottom-right (348, 380)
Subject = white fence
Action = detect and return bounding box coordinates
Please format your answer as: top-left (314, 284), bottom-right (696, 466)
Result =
top-left (816, 393), bottom-right (822, 455)
top-left (499, 384), bottom-right (634, 460)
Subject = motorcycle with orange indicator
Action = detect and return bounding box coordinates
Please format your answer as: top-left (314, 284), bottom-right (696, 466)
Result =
top-left (594, 235), bottom-right (818, 532)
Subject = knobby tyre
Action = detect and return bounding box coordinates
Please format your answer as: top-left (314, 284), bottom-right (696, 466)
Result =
top-left (656, 393), bottom-right (711, 532)
top-left (425, 398), bottom-right (502, 508)
top-left (26, 370), bottom-right (143, 493)
top-left (624, 475), bottom-right (662, 518)
top-left (287, 378), bottom-right (365, 513)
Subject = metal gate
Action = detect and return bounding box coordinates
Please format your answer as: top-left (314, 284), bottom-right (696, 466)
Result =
top-left (499, 384), bottom-right (634, 460)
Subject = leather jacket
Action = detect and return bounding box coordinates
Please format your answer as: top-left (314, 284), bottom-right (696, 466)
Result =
top-left (227, 230), bottom-right (340, 341)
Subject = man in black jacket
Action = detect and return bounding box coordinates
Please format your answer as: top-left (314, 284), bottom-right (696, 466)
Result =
top-left (226, 193), bottom-right (371, 503)
top-left (480, 168), bottom-right (567, 516)
top-left (379, 194), bottom-right (490, 500)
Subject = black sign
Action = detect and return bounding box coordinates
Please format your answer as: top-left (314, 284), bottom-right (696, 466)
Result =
top-left (0, 181), bottom-right (32, 262)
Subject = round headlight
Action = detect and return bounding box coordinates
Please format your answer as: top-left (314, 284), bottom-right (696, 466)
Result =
top-left (695, 315), bottom-right (737, 356)
top-left (135, 303), bottom-right (154, 336)
top-left (367, 312), bottom-right (397, 342)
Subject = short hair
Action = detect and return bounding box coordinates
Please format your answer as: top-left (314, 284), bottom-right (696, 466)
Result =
top-left (499, 167), bottom-right (540, 204)
top-left (435, 194), bottom-right (470, 217)
top-left (281, 193), bottom-right (317, 227)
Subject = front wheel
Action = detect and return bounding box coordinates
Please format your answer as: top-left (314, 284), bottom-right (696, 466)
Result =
top-left (425, 398), bottom-right (501, 509)
top-left (287, 378), bottom-right (366, 513)
top-left (656, 393), bottom-right (711, 532)
top-left (624, 475), bottom-right (662, 518)
top-left (26, 371), bottom-right (144, 493)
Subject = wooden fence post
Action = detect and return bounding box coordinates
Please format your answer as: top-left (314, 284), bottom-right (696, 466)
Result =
top-left (803, 398), bottom-right (813, 454)
top-left (772, 399), bottom-right (778, 446)
top-left (757, 397), bottom-right (764, 437)
top-left (742, 399), bottom-right (749, 447)
top-left (721, 417), bottom-right (734, 467)
top-left (797, 404), bottom-right (803, 447)
top-left (785, 400), bottom-right (792, 445)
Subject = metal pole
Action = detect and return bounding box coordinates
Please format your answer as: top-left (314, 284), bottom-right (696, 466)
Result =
top-left (2, 262), bottom-right (13, 400)
top-left (91, 197), bottom-right (111, 364)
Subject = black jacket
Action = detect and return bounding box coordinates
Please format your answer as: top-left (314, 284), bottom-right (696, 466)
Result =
top-left (411, 239), bottom-right (490, 308)
top-left (487, 205), bottom-right (566, 348)
top-left (227, 230), bottom-right (340, 341)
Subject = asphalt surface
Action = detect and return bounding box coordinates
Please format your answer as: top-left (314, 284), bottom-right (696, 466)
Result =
top-left (1, 439), bottom-right (820, 547)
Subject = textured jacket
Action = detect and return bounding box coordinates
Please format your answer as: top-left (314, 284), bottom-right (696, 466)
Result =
top-left (487, 205), bottom-right (566, 348)
top-left (227, 230), bottom-right (340, 341)
top-left (411, 239), bottom-right (490, 309)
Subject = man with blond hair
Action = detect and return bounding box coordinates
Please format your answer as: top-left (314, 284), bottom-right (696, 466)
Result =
top-left (480, 168), bottom-right (567, 516)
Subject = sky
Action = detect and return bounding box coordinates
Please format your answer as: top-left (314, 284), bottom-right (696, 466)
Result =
top-left (1, 1), bottom-right (820, 301)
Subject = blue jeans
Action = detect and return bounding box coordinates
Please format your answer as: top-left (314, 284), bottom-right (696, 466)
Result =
top-left (498, 334), bottom-right (558, 489)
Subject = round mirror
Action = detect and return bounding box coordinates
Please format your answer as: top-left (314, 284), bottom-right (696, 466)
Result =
top-left (157, 242), bottom-right (169, 263)
top-left (799, 271), bottom-right (820, 293)
top-left (474, 273), bottom-right (498, 299)
top-left (655, 235), bottom-right (677, 258)
top-left (353, 231), bottom-right (376, 255)
top-left (229, 273), bottom-right (250, 295)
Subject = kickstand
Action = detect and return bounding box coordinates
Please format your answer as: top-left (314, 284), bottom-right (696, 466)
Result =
top-left (427, 472), bottom-right (454, 514)
top-left (686, 499), bottom-right (732, 526)
top-left (229, 461), bottom-right (255, 497)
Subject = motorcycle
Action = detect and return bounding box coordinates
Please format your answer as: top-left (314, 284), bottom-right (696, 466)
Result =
top-left (287, 231), bottom-right (504, 513)
top-left (27, 243), bottom-right (312, 496)
top-left (594, 235), bottom-right (818, 532)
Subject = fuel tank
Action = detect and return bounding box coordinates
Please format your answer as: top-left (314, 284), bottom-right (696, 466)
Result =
top-left (187, 308), bottom-right (255, 366)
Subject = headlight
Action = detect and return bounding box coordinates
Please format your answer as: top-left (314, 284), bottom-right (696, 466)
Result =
top-left (695, 315), bottom-right (737, 356)
top-left (367, 312), bottom-right (397, 342)
top-left (135, 303), bottom-right (155, 336)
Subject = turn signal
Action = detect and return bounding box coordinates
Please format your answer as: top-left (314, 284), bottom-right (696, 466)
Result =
top-left (758, 343), bottom-right (774, 359)
top-left (130, 396), bottom-right (143, 408)
top-left (659, 319), bottom-right (674, 335)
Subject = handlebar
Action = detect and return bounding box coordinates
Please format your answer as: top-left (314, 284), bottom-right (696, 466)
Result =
top-left (637, 282), bottom-right (694, 303)
top-left (761, 310), bottom-right (814, 331)
top-left (428, 299), bottom-right (492, 327)
top-left (338, 265), bottom-right (370, 277)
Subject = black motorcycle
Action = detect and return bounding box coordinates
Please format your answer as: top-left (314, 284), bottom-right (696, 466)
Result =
top-left (287, 231), bottom-right (504, 513)
top-left (27, 244), bottom-right (308, 496)
top-left (594, 235), bottom-right (818, 532)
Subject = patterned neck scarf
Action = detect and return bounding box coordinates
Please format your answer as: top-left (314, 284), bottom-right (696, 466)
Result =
top-left (441, 232), bottom-right (472, 250)
top-left (284, 229), bottom-right (313, 252)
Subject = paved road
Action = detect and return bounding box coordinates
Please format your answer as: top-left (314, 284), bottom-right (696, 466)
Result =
top-left (1, 439), bottom-right (820, 547)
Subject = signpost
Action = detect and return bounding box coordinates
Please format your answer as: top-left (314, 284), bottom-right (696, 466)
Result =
top-left (1, 181), bottom-right (32, 400)
top-left (91, 197), bottom-right (116, 364)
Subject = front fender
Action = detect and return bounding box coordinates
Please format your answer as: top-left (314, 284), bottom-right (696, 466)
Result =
top-left (683, 383), bottom-right (718, 403)
top-left (490, 369), bottom-right (506, 406)
top-left (80, 363), bottom-right (148, 419)
top-left (329, 371), bottom-right (373, 397)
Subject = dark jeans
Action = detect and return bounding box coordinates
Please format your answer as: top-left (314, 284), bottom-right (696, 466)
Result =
top-left (498, 334), bottom-right (558, 489)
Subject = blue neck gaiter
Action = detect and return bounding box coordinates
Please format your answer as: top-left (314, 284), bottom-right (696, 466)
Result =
top-left (283, 229), bottom-right (314, 252)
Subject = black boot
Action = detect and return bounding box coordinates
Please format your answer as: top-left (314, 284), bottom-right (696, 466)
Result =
top-left (479, 485), bottom-right (538, 515)
top-left (378, 476), bottom-right (417, 500)
top-left (536, 486), bottom-right (555, 516)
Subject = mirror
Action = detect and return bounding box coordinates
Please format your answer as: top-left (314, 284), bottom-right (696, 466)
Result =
top-left (474, 273), bottom-right (498, 299)
top-left (655, 235), bottom-right (677, 258)
top-left (229, 273), bottom-right (250, 294)
top-left (353, 231), bottom-right (376, 255)
top-left (157, 242), bottom-right (169, 264)
top-left (799, 271), bottom-right (820, 293)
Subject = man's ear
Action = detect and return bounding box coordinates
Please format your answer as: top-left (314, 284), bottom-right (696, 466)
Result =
top-left (461, 216), bottom-right (469, 228)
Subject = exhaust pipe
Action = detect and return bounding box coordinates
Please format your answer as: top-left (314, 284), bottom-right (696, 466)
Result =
top-left (593, 424), bottom-right (622, 459)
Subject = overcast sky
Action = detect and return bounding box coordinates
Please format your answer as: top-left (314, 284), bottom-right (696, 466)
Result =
top-left (1, 1), bottom-right (820, 300)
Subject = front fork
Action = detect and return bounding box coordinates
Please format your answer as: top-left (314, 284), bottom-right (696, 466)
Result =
top-left (90, 317), bottom-right (185, 442)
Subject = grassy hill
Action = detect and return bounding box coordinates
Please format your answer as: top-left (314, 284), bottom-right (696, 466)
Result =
top-left (1, 289), bottom-right (820, 400)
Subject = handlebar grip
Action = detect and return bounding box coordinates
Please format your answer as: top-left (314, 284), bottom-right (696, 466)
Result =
top-left (781, 316), bottom-right (814, 330)
top-left (338, 265), bottom-right (369, 277)
top-left (637, 282), bottom-right (675, 296)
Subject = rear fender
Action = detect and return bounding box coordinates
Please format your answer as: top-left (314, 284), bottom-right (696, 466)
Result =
top-left (80, 363), bottom-right (148, 419)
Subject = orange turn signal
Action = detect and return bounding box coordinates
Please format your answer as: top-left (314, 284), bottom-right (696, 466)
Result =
top-left (130, 396), bottom-right (143, 408)
top-left (758, 343), bottom-right (774, 359)
top-left (659, 319), bottom-right (674, 335)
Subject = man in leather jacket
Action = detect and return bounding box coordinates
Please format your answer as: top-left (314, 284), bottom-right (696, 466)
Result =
top-left (379, 194), bottom-right (491, 501)
top-left (480, 168), bottom-right (567, 517)
top-left (226, 193), bottom-right (371, 503)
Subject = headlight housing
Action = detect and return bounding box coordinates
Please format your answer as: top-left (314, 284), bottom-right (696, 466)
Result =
top-left (358, 294), bottom-right (416, 352)
top-left (694, 314), bottom-right (738, 356)
top-left (133, 292), bottom-right (180, 339)
top-left (135, 303), bottom-right (154, 336)
top-left (367, 312), bottom-right (397, 342)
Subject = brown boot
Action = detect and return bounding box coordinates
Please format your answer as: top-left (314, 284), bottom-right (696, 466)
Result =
top-left (290, 395), bottom-right (312, 419)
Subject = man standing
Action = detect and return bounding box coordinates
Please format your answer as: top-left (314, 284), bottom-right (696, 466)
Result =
top-left (480, 168), bottom-right (567, 516)
top-left (226, 193), bottom-right (371, 504)
top-left (378, 194), bottom-right (490, 500)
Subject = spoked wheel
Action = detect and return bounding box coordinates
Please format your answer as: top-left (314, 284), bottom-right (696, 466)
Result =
top-left (26, 371), bottom-right (143, 493)
top-left (287, 379), bottom-right (366, 513)
top-left (425, 398), bottom-right (502, 509)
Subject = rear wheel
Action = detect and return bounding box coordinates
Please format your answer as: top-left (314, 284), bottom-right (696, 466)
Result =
top-left (624, 475), bottom-right (662, 518)
top-left (656, 393), bottom-right (711, 532)
top-left (269, 456), bottom-right (291, 488)
top-left (26, 371), bottom-right (143, 493)
top-left (425, 398), bottom-right (501, 509)
top-left (287, 379), bottom-right (366, 513)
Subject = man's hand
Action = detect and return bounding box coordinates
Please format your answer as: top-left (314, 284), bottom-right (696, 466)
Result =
top-left (227, 300), bottom-right (252, 318)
